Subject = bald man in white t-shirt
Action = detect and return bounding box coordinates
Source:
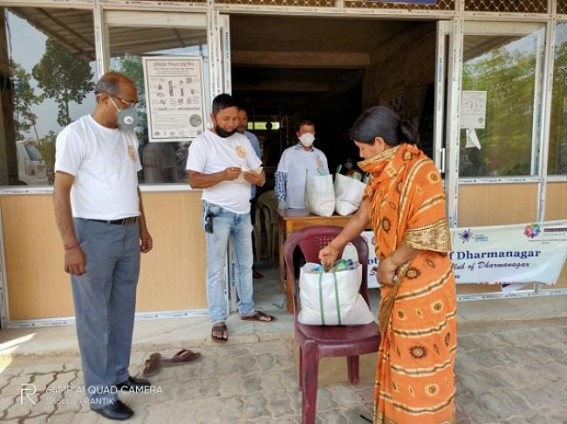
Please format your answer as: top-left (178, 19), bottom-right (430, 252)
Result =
top-left (53, 72), bottom-right (152, 420)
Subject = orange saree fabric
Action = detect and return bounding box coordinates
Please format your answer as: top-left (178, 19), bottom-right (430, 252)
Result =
top-left (359, 144), bottom-right (457, 424)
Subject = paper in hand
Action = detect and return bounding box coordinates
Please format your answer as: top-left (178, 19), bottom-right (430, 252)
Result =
top-left (234, 166), bottom-right (263, 183)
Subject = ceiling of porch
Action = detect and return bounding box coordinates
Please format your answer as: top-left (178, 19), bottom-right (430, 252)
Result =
top-left (6, 6), bottom-right (517, 98)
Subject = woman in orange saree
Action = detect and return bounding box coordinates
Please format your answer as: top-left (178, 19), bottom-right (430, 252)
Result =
top-left (319, 106), bottom-right (457, 424)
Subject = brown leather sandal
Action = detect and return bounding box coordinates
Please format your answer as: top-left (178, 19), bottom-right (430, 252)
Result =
top-left (211, 324), bottom-right (228, 342)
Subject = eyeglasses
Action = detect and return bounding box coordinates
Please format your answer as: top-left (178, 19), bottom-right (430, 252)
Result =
top-left (114, 95), bottom-right (138, 108)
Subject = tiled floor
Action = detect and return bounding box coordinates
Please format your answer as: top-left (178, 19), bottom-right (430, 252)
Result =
top-left (2, 262), bottom-right (567, 423)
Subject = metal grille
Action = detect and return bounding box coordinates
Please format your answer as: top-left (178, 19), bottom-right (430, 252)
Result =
top-left (215, 0), bottom-right (335, 6)
top-left (558, 0), bottom-right (567, 14)
top-left (141, 0), bottom-right (207, 3)
top-left (132, 0), bottom-right (555, 12)
top-left (343, 0), bottom-right (454, 10)
top-left (464, 0), bottom-right (548, 13)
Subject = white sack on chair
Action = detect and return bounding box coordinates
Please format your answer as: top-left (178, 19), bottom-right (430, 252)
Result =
top-left (334, 174), bottom-right (366, 216)
top-left (304, 174), bottom-right (335, 217)
top-left (298, 263), bottom-right (375, 326)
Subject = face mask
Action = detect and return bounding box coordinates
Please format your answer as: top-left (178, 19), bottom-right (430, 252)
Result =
top-left (110, 98), bottom-right (138, 131)
top-left (299, 133), bottom-right (315, 147)
top-left (215, 126), bottom-right (237, 138)
top-left (344, 162), bottom-right (353, 170)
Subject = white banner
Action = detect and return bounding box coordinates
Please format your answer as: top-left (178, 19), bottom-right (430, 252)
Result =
top-left (449, 221), bottom-right (567, 285)
top-left (343, 221), bottom-right (567, 288)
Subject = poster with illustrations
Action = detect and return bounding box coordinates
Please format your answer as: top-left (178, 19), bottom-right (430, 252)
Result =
top-left (460, 90), bottom-right (487, 129)
top-left (143, 56), bottom-right (204, 142)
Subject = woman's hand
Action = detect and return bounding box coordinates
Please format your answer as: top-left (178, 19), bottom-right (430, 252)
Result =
top-left (376, 256), bottom-right (399, 287)
top-left (319, 244), bottom-right (339, 270)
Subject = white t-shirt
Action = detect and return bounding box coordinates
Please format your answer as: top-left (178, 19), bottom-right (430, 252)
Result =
top-left (276, 144), bottom-right (329, 209)
top-left (55, 115), bottom-right (142, 220)
top-left (186, 130), bottom-right (262, 214)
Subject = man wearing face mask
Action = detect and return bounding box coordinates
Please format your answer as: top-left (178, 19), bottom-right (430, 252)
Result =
top-left (186, 93), bottom-right (276, 344)
top-left (275, 120), bottom-right (329, 209)
top-left (53, 72), bottom-right (153, 420)
top-left (338, 157), bottom-right (363, 181)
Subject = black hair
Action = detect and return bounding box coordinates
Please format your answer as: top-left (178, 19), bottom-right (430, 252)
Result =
top-left (297, 119), bottom-right (315, 131)
top-left (349, 106), bottom-right (419, 146)
top-left (237, 103), bottom-right (251, 116)
top-left (212, 93), bottom-right (239, 114)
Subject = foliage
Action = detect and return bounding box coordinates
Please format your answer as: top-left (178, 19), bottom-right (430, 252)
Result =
top-left (32, 37), bottom-right (95, 127)
top-left (37, 131), bottom-right (57, 185)
top-left (462, 44), bottom-right (537, 176)
top-left (549, 28), bottom-right (567, 174)
top-left (113, 54), bottom-right (148, 142)
top-left (10, 60), bottom-right (42, 141)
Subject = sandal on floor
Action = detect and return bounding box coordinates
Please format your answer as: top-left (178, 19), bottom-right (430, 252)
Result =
top-left (211, 324), bottom-right (228, 342)
top-left (240, 310), bottom-right (276, 323)
top-left (143, 352), bottom-right (162, 377)
top-left (162, 349), bottom-right (202, 366)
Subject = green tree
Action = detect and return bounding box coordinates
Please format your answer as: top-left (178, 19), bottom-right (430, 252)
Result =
top-left (462, 46), bottom-right (536, 176)
top-left (37, 131), bottom-right (57, 185)
top-left (32, 37), bottom-right (94, 126)
top-left (549, 29), bottom-right (567, 174)
top-left (11, 60), bottom-right (42, 141)
top-left (113, 54), bottom-right (147, 141)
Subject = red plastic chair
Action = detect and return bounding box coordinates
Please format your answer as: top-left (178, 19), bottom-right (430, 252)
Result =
top-left (283, 226), bottom-right (380, 424)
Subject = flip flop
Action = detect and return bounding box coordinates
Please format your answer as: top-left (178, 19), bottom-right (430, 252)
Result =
top-left (143, 350), bottom-right (201, 377)
top-left (240, 310), bottom-right (276, 323)
top-left (143, 352), bottom-right (162, 377)
top-left (211, 324), bottom-right (228, 342)
top-left (162, 349), bottom-right (201, 366)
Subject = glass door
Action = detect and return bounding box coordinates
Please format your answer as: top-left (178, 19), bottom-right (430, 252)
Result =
top-left (102, 10), bottom-right (213, 185)
top-left (459, 22), bottom-right (546, 180)
top-left (455, 22), bottom-right (546, 227)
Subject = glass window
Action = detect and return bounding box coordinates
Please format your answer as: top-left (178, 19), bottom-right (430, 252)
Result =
top-left (250, 121), bottom-right (280, 131)
top-left (106, 13), bottom-right (209, 184)
top-left (549, 23), bottom-right (567, 175)
top-left (23, 142), bottom-right (42, 161)
top-left (460, 24), bottom-right (545, 178)
top-left (0, 7), bottom-right (96, 186)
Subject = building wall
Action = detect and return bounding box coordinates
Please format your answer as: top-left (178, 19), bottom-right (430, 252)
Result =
top-left (364, 22), bottom-right (437, 122)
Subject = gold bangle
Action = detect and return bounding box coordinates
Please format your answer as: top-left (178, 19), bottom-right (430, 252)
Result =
top-left (390, 253), bottom-right (403, 267)
top-left (327, 243), bottom-right (339, 255)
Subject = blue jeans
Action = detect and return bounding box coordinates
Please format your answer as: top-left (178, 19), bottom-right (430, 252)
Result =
top-left (71, 219), bottom-right (140, 408)
top-left (203, 201), bottom-right (255, 323)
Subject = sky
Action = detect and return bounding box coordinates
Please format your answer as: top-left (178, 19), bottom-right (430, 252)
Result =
top-left (6, 10), bottom-right (210, 141)
top-left (7, 12), bottom-right (95, 141)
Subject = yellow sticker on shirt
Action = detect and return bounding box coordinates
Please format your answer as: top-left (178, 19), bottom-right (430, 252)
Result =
top-left (236, 145), bottom-right (246, 159)
top-left (316, 157), bottom-right (324, 168)
top-left (127, 145), bottom-right (137, 162)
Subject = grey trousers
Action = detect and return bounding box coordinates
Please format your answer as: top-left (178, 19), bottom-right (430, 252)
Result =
top-left (70, 218), bottom-right (140, 408)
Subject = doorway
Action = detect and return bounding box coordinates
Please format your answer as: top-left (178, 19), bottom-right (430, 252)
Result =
top-left (228, 15), bottom-right (438, 176)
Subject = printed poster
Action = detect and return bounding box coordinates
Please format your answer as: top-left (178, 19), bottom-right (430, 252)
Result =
top-left (461, 90), bottom-right (487, 129)
top-left (143, 56), bottom-right (204, 142)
